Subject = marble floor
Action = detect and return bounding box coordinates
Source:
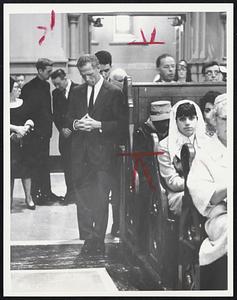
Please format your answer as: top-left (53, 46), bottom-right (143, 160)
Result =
top-left (9, 173), bottom-right (150, 294)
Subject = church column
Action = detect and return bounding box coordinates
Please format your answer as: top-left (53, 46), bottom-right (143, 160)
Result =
top-left (68, 13), bottom-right (80, 81)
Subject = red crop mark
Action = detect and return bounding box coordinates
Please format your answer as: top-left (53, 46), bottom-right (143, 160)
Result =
top-left (37, 10), bottom-right (56, 45)
top-left (50, 10), bottom-right (56, 30)
top-left (118, 151), bottom-right (164, 191)
top-left (128, 27), bottom-right (165, 45)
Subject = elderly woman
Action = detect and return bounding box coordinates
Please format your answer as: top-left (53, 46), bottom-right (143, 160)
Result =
top-left (158, 100), bottom-right (206, 216)
top-left (199, 90), bottom-right (221, 137)
top-left (10, 77), bottom-right (35, 210)
top-left (187, 94), bottom-right (227, 290)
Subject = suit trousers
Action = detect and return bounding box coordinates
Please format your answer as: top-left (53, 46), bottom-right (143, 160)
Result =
top-left (31, 136), bottom-right (51, 196)
top-left (59, 136), bottom-right (73, 195)
top-left (74, 163), bottom-right (110, 241)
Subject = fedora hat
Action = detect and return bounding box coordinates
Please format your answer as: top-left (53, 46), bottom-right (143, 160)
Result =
top-left (150, 100), bottom-right (171, 121)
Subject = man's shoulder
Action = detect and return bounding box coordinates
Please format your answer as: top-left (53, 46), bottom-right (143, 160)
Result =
top-left (71, 83), bottom-right (85, 93)
top-left (22, 76), bottom-right (38, 89)
top-left (71, 81), bottom-right (80, 89)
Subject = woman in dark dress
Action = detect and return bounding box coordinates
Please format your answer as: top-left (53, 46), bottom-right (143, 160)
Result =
top-left (10, 77), bottom-right (35, 210)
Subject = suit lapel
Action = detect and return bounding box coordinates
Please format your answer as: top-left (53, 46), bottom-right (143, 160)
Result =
top-left (91, 81), bottom-right (107, 114)
top-left (68, 81), bottom-right (75, 100)
top-left (80, 84), bottom-right (88, 115)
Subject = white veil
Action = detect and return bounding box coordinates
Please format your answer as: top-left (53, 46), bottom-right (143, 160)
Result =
top-left (168, 99), bottom-right (206, 161)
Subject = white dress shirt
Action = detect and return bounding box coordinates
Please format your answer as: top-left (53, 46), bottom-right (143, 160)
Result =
top-left (65, 79), bottom-right (72, 99)
top-left (87, 75), bottom-right (104, 106)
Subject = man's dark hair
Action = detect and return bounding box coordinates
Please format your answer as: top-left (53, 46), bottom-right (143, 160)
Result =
top-left (77, 54), bottom-right (99, 69)
top-left (51, 69), bottom-right (66, 80)
top-left (10, 77), bottom-right (15, 92)
top-left (36, 58), bottom-right (54, 71)
top-left (176, 103), bottom-right (197, 119)
top-left (199, 91), bottom-right (221, 114)
top-left (156, 53), bottom-right (174, 68)
top-left (202, 61), bottom-right (219, 75)
top-left (95, 50), bottom-right (112, 66)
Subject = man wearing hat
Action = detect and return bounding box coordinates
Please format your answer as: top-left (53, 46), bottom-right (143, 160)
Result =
top-left (133, 100), bottom-right (171, 251)
top-left (134, 100), bottom-right (171, 146)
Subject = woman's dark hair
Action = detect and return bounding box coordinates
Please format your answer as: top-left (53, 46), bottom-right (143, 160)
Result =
top-left (176, 102), bottom-right (197, 119)
top-left (199, 91), bottom-right (221, 114)
top-left (174, 59), bottom-right (192, 82)
top-left (10, 77), bottom-right (16, 92)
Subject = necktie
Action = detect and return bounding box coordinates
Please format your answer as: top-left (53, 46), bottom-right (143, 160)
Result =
top-left (88, 86), bottom-right (94, 114)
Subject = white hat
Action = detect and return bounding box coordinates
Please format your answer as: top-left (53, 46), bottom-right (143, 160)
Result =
top-left (150, 100), bottom-right (171, 121)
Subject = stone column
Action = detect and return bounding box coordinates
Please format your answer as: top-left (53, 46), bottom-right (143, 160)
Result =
top-left (67, 13), bottom-right (81, 82)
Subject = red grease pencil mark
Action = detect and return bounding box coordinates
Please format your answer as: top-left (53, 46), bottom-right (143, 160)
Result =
top-left (128, 27), bottom-right (165, 46)
top-left (37, 10), bottom-right (56, 45)
top-left (50, 10), bottom-right (56, 30)
top-left (117, 151), bottom-right (164, 191)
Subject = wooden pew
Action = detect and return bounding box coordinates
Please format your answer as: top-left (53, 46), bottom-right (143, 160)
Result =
top-left (132, 82), bottom-right (226, 128)
top-left (119, 79), bottom-right (225, 290)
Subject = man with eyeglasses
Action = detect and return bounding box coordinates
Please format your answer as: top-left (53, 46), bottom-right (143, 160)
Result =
top-left (202, 61), bottom-right (221, 82)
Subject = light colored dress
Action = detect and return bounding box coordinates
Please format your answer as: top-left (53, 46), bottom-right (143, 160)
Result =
top-left (187, 135), bottom-right (227, 266)
top-left (157, 99), bottom-right (207, 216)
top-left (158, 134), bottom-right (196, 216)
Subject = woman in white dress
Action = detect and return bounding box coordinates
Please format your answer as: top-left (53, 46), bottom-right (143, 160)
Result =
top-left (187, 94), bottom-right (227, 290)
top-left (158, 100), bottom-right (206, 216)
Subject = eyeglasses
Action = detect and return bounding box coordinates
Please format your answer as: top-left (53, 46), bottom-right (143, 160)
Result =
top-left (205, 70), bottom-right (220, 76)
top-left (178, 65), bottom-right (187, 71)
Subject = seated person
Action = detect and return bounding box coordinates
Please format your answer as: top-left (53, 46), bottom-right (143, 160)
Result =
top-left (202, 61), bottom-right (221, 82)
top-left (133, 101), bottom-right (171, 251)
top-left (153, 54), bottom-right (176, 83)
top-left (187, 94), bottom-right (227, 290)
top-left (199, 90), bottom-right (221, 136)
top-left (134, 100), bottom-right (171, 148)
top-left (109, 68), bottom-right (128, 90)
top-left (158, 100), bottom-right (206, 216)
top-left (174, 59), bottom-right (192, 83)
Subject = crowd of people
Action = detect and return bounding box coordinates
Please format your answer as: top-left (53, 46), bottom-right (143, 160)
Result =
top-left (10, 50), bottom-right (228, 289)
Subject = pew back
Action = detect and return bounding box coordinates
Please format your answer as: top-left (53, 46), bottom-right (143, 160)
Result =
top-left (132, 82), bottom-right (226, 127)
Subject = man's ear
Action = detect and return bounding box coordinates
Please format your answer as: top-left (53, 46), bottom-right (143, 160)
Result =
top-left (157, 67), bottom-right (161, 74)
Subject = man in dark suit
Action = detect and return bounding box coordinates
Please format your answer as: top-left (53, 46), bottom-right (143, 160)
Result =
top-left (51, 69), bottom-right (79, 203)
top-left (21, 58), bottom-right (64, 204)
top-left (66, 54), bottom-right (127, 255)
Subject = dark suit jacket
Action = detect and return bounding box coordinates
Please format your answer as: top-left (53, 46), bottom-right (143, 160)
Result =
top-left (21, 76), bottom-right (52, 138)
top-left (66, 79), bottom-right (128, 173)
top-left (52, 81), bottom-right (79, 132)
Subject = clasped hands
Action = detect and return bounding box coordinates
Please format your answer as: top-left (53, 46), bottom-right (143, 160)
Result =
top-left (15, 124), bottom-right (33, 138)
top-left (74, 114), bottom-right (101, 132)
